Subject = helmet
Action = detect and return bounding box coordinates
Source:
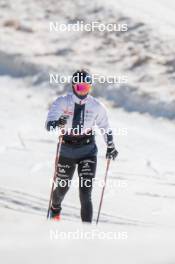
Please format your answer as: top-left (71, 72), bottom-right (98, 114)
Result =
top-left (72, 70), bottom-right (92, 99)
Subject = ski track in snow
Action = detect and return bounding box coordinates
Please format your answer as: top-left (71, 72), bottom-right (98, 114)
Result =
top-left (0, 186), bottom-right (154, 227)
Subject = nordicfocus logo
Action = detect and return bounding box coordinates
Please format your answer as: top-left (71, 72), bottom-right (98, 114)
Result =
top-left (50, 126), bottom-right (128, 137)
top-left (49, 21), bottom-right (128, 33)
top-left (49, 176), bottom-right (127, 191)
top-left (49, 73), bottom-right (127, 85)
top-left (50, 228), bottom-right (128, 240)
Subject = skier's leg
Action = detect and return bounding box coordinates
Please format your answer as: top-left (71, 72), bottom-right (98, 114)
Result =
top-left (78, 156), bottom-right (97, 222)
top-left (51, 156), bottom-right (76, 215)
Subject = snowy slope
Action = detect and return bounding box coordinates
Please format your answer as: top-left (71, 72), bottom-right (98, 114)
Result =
top-left (1, 0), bottom-right (175, 114)
top-left (1, 0), bottom-right (175, 263)
top-left (105, 0), bottom-right (175, 37)
top-left (1, 77), bottom-right (175, 263)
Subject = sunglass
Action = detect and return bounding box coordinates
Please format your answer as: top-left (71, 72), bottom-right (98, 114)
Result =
top-left (74, 83), bottom-right (91, 95)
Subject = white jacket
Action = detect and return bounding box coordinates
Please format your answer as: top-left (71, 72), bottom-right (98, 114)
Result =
top-left (46, 93), bottom-right (112, 143)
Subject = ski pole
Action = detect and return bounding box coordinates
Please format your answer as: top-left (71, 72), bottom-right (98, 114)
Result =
top-left (96, 159), bottom-right (111, 225)
top-left (47, 133), bottom-right (63, 219)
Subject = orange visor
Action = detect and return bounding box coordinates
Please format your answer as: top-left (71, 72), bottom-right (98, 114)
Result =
top-left (73, 83), bottom-right (91, 95)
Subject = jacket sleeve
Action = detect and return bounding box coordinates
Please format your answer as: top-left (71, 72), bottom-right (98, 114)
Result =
top-left (95, 103), bottom-right (113, 144)
top-left (45, 96), bottom-right (65, 129)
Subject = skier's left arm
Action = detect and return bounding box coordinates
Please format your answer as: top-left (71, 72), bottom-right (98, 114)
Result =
top-left (96, 104), bottom-right (118, 160)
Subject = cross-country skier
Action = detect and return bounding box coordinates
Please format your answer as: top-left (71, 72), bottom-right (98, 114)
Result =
top-left (46, 70), bottom-right (118, 222)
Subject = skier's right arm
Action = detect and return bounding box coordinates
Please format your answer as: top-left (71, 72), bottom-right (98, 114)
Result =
top-left (45, 97), bottom-right (67, 131)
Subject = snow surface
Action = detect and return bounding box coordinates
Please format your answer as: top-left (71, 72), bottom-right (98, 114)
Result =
top-left (104, 0), bottom-right (175, 37)
top-left (1, 77), bottom-right (175, 263)
top-left (1, 0), bottom-right (175, 263)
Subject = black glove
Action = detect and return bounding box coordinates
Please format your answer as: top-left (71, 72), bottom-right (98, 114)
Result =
top-left (57, 115), bottom-right (68, 127)
top-left (46, 115), bottom-right (68, 131)
top-left (106, 144), bottom-right (118, 160)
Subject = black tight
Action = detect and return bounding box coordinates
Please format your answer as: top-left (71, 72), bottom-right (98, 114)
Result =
top-left (52, 155), bottom-right (97, 222)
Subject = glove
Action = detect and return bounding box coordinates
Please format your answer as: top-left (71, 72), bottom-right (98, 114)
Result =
top-left (46, 115), bottom-right (68, 131)
top-left (106, 143), bottom-right (118, 160)
top-left (57, 115), bottom-right (68, 127)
